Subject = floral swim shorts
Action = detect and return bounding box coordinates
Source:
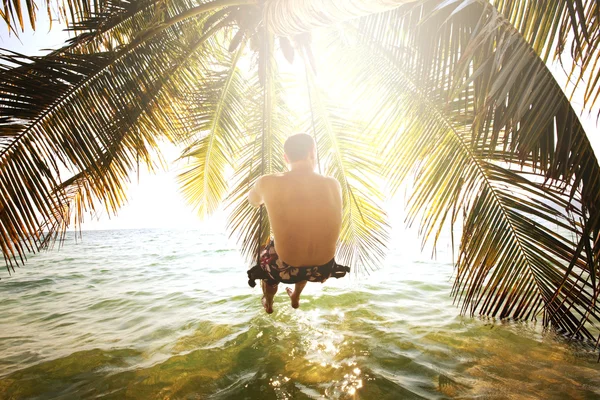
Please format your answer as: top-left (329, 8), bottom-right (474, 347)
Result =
top-left (246, 240), bottom-right (350, 287)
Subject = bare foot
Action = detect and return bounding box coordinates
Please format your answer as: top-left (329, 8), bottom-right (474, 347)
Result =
top-left (286, 287), bottom-right (300, 309)
top-left (262, 296), bottom-right (273, 314)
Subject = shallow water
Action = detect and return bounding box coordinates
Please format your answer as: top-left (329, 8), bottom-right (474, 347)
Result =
top-left (1, 229), bottom-right (599, 399)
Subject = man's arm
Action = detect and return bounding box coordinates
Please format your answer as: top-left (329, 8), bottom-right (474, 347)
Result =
top-left (248, 177), bottom-right (265, 207)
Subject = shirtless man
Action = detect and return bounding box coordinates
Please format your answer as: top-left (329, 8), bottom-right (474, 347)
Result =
top-left (248, 133), bottom-right (343, 313)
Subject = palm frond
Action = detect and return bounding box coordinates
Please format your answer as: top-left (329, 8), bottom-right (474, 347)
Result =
top-left (359, 0), bottom-right (600, 242)
top-left (0, 6), bottom-right (229, 271)
top-left (64, 0), bottom-right (181, 53)
top-left (178, 43), bottom-right (249, 218)
top-left (0, 0), bottom-right (107, 33)
top-left (350, 1), bottom-right (600, 339)
top-left (1, 0), bottom-right (254, 39)
top-left (418, 0), bottom-right (600, 113)
top-left (225, 30), bottom-right (292, 262)
top-left (263, 0), bottom-right (412, 36)
top-left (303, 59), bottom-right (389, 273)
top-left (483, 0), bottom-right (600, 114)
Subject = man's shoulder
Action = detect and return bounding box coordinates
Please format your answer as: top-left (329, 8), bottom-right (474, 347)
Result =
top-left (323, 175), bottom-right (342, 189)
top-left (261, 173), bottom-right (340, 187)
top-left (261, 173), bottom-right (285, 181)
top-left (306, 174), bottom-right (341, 190)
top-left (257, 173), bottom-right (285, 187)
top-left (323, 175), bottom-right (339, 183)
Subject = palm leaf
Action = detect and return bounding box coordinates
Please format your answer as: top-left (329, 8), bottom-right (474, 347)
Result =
top-left (485, 0), bottom-right (600, 114)
top-left (225, 29), bottom-right (292, 262)
top-left (178, 42), bottom-right (248, 218)
top-left (351, 1), bottom-right (600, 339)
top-left (0, 3), bottom-right (231, 271)
top-left (262, 0), bottom-right (413, 36)
top-left (64, 0), bottom-right (249, 53)
top-left (64, 0), bottom-right (180, 54)
top-left (303, 57), bottom-right (389, 273)
top-left (0, 0), bottom-right (106, 33)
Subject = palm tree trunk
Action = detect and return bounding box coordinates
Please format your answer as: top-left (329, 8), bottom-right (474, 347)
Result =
top-left (263, 0), bottom-right (414, 36)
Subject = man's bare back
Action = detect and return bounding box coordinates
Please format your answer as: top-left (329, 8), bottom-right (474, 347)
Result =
top-left (253, 171), bottom-right (342, 266)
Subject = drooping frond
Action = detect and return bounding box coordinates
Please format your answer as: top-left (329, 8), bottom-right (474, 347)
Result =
top-left (0, 5), bottom-right (228, 271)
top-left (178, 42), bottom-right (249, 218)
top-left (1, 0), bottom-right (254, 38)
top-left (350, 1), bottom-right (600, 339)
top-left (64, 0), bottom-right (254, 54)
top-left (263, 0), bottom-right (412, 36)
top-left (303, 59), bottom-right (389, 273)
top-left (483, 0), bottom-right (600, 114)
top-left (225, 30), bottom-right (292, 262)
top-left (64, 0), bottom-right (190, 54)
top-left (1, 0), bottom-right (106, 33)
top-left (359, 0), bottom-right (600, 241)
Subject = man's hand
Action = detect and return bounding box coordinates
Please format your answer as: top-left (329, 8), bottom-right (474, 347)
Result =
top-left (248, 177), bottom-right (265, 207)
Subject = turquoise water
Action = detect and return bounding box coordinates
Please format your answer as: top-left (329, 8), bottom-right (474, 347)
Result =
top-left (1, 229), bottom-right (599, 399)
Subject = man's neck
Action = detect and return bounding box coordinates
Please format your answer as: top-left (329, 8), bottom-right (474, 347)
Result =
top-left (289, 160), bottom-right (315, 173)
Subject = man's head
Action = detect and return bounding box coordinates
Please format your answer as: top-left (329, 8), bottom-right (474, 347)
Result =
top-left (283, 133), bottom-right (316, 167)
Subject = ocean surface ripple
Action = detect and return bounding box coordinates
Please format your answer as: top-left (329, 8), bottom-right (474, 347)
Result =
top-left (1, 229), bottom-right (599, 399)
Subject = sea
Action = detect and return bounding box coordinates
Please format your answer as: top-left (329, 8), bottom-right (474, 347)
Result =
top-left (1, 228), bottom-right (599, 399)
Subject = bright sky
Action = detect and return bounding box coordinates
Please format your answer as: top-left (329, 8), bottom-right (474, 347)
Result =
top-left (1, 15), bottom-right (598, 233)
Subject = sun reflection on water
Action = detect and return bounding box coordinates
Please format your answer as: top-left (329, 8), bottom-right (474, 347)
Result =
top-left (269, 374), bottom-right (293, 399)
top-left (275, 306), bottom-right (368, 398)
top-left (337, 364), bottom-right (363, 397)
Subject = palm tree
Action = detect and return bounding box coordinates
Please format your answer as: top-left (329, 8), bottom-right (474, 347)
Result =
top-left (1, 0), bottom-right (599, 343)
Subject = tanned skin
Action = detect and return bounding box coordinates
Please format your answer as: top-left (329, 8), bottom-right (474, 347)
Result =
top-left (248, 145), bottom-right (342, 313)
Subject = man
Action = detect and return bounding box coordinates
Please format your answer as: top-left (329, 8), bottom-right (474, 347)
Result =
top-left (248, 133), bottom-right (345, 313)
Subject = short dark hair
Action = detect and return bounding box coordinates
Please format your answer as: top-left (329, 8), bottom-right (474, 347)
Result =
top-left (284, 133), bottom-right (315, 162)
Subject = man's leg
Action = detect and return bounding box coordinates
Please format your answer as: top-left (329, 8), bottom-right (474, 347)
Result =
top-left (286, 280), bottom-right (307, 309)
top-left (261, 280), bottom-right (278, 314)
